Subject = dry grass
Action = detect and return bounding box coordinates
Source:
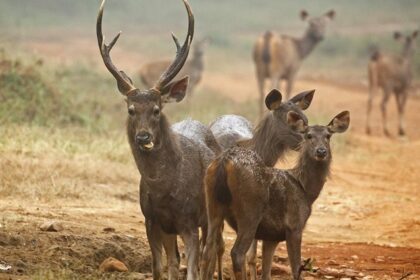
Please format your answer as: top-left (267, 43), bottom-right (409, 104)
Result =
top-left (0, 125), bottom-right (138, 206)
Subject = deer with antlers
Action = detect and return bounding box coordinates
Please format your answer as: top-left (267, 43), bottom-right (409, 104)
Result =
top-left (208, 89), bottom-right (314, 279)
top-left (253, 10), bottom-right (335, 117)
top-left (139, 38), bottom-right (208, 99)
top-left (366, 30), bottom-right (418, 137)
top-left (202, 110), bottom-right (350, 280)
top-left (96, 1), bottom-right (223, 279)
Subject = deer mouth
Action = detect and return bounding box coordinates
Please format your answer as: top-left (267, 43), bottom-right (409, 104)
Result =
top-left (141, 141), bottom-right (154, 151)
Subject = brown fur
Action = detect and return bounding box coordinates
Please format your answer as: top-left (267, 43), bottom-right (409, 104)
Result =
top-left (96, 2), bottom-right (224, 279)
top-left (366, 30), bottom-right (418, 136)
top-left (139, 39), bottom-right (207, 98)
top-left (201, 111), bottom-right (350, 280)
top-left (253, 10), bottom-right (335, 117)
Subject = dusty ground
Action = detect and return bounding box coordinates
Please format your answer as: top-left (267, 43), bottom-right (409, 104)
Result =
top-left (1, 38), bottom-right (420, 279)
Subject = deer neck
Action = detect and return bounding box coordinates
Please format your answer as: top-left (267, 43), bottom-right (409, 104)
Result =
top-left (401, 45), bottom-right (415, 62)
top-left (127, 115), bottom-right (182, 182)
top-left (291, 150), bottom-right (331, 204)
top-left (191, 52), bottom-right (204, 71)
top-left (296, 31), bottom-right (322, 59)
top-left (251, 113), bottom-right (289, 167)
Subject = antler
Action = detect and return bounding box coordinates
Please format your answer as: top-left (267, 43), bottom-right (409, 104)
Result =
top-left (97, 0), bottom-right (136, 95)
top-left (154, 0), bottom-right (194, 91)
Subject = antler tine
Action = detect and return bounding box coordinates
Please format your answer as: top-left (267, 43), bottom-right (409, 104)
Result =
top-left (96, 0), bottom-right (135, 95)
top-left (154, 0), bottom-right (194, 91)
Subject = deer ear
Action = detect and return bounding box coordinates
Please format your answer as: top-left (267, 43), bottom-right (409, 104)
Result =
top-left (289, 89), bottom-right (315, 110)
top-left (160, 76), bottom-right (189, 104)
top-left (394, 32), bottom-right (402, 41)
top-left (325, 10), bottom-right (335, 20)
top-left (265, 89), bottom-right (283, 110)
top-left (327, 111), bottom-right (350, 133)
top-left (300, 10), bottom-right (309, 21)
top-left (412, 30), bottom-right (418, 39)
top-left (287, 111), bottom-right (307, 133)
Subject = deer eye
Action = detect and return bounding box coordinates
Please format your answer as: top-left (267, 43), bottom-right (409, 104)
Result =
top-left (306, 133), bottom-right (313, 139)
top-left (153, 106), bottom-right (160, 117)
top-left (326, 134), bottom-right (331, 140)
top-left (128, 105), bottom-right (135, 116)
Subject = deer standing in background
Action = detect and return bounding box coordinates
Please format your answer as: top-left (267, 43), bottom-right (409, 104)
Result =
top-left (201, 111), bottom-right (350, 280)
top-left (97, 1), bottom-right (223, 279)
top-left (139, 38), bottom-right (208, 99)
top-left (207, 89), bottom-right (314, 279)
top-left (253, 10), bottom-right (335, 117)
top-left (366, 30), bottom-right (418, 136)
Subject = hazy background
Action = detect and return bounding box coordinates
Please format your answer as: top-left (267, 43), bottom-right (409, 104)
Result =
top-left (1, 0), bottom-right (419, 130)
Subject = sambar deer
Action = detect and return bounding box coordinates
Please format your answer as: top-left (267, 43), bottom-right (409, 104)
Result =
top-left (201, 111), bottom-right (350, 280)
top-left (366, 30), bottom-right (418, 136)
top-left (253, 10), bottom-right (335, 117)
top-left (207, 89), bottom-right (314, 279)
top-left (139, 38), bottom-right (208, 99)
top-left (96, 1), bottom-right (222, 279)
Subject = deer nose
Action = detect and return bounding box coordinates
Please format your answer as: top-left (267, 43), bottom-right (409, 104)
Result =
top-left (136, 132), bottom-right (151, 144)
top-left (316, 147), bottom-right (327, 158)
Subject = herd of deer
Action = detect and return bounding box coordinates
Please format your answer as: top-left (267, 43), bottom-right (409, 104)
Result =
top-left (96, 0), bottom-right (414, 279)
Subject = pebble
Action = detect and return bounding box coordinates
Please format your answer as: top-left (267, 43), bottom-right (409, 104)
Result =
top-left (99, 257), bottom-right (128, 272)
top-left (40, 221), bottom-right (64, 232)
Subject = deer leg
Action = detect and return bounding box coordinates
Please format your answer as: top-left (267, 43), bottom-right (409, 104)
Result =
top-left (257, 75), bottom-right (266, 119)
top-left (231, 222), bottom-right (260, 280)
top-left (261, 240), bottom-right (279, 280)
top-left (366, 84), bottom-right (376, 134)
top-left (396, 92), bottom-right (408, 136)
top-left (380, 89), bottom-right (391, 137)
top-left (181, 229), bottom-right (200, 280)
top-left (145, 220), bottom-right (164, 280)
top-left (285, 229), bottom-right (303, 280)
top-left (271, 75), bottom-right (280, 91)
top-left (201, 209), bottom-right (225, 280)
top-left (216, 225), bottom-right (225, 280)
top-left (247, 240), bottom-right (258, 280)
top-left (162, 233), bottom-right (180, 280)
top-left (285, 75), bottom-right (296, 100)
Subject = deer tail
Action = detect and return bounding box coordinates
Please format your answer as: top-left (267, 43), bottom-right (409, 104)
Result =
top-left (211, 157), bottom-right (232, 205)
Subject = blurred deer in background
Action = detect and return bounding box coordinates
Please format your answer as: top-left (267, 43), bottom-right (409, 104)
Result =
top-left (139, 38), bottom-right (208, 99)
top-left (366, 30), bottom-right (418, 137)
top-left (97, 1), bottom-right (223, 279)
top-left (201, 111), bottom-right (350, 280)
top-left (208, 89), bottom-right (314, 279)
top-left (253, 10), bottom-right (335, 117)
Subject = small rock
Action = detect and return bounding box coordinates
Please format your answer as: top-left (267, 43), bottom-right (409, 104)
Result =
top-left (326, 260), bottom-right (338, 266)
top-left (374, 256), bottom-right (385, 263)
top-left (103, 227), bottom-right (116, 233)
top-left (99, 257), bottom-right (128, 272)
top-left (128, 272), bottom-right (147, 280)
top-left (40, 221), bottom-right (63, 232)
top-left (271, 263), bottom-right (291, 275)
top-left (0, 262), bottom-right (12, 272)
top-left (351, 255), bottom-right (359, 261)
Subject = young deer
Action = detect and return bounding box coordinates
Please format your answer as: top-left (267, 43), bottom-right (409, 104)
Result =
top-left (201, 111), bottom-right (350, 280)
top-left (208, 89), bottom-right (314, 279)
top-left (366, 30), bottom-right (418, 136)
top-left (253, 10), bottom-right (335, 117)
top-left (139, 38), bottom-right (208, 99)
top-left (97, 1), bottom-right (222, 279)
